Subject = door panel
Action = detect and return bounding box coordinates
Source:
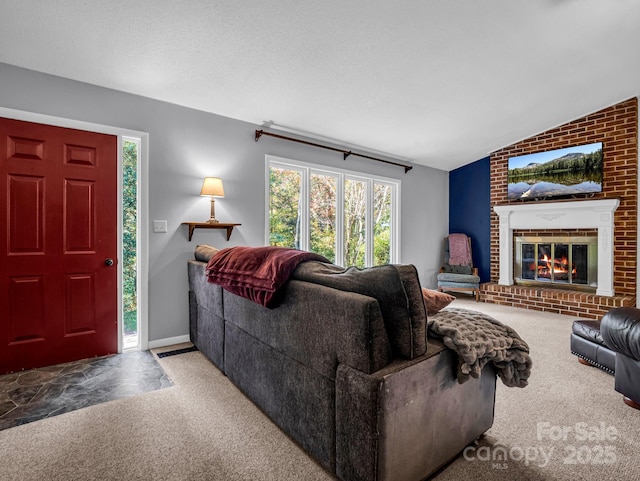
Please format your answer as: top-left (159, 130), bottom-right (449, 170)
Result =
top-left (8, 276), bottom-right (45, 343)
top-left (64, 179), bottom-right (95, 252)
top-left (8, 136), bottom-right (45, 161)
top-left (0, 117), bottom-right (118, 374)
top-left (9, 174), bottom-right (45, 253)
top-left (65, 273), bottom-right (96, 336)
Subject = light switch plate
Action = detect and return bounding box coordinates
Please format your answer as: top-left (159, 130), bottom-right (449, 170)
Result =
top-left (153, 220), bottom-right (168, 233)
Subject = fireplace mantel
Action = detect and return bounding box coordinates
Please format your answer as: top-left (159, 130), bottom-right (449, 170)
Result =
top-left (493, 199), bottom-right (620, 296)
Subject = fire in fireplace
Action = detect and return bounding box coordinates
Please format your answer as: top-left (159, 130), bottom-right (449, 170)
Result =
top-left (515, 236), bottom-right (597, 290)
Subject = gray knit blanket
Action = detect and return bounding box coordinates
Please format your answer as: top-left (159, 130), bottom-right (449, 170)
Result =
top-left (428, 307), bottom-right (532, 388)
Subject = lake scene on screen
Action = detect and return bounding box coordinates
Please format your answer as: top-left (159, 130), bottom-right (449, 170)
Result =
top-left (507, 142), bottom-right (603, 200)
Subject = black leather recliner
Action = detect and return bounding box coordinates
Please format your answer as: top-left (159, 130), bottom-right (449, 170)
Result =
top-left (600, 307), bottom-right (640, 409)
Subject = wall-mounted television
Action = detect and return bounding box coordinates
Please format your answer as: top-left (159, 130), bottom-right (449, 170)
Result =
top-left (507, 142), bottom-right (603, 201)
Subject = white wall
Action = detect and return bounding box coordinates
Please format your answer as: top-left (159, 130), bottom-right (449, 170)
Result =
top-left (0, 62), bottom-right (449, 343)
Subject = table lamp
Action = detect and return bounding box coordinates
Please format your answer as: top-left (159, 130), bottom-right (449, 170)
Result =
top-left (200, 177), bottom-right (225, 223)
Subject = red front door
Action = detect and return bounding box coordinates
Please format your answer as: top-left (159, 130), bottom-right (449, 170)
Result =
top-left (0, 117), bottom-right (118, 374)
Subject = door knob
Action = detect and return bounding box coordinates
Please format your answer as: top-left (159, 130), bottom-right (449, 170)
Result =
top-left (105, 258), bottom-right (114, 267)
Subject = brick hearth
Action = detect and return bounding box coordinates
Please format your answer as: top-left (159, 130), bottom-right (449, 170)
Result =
top-left (480, 283), bottom-right (634, 319)
top-left (485, 97), bottom-right (638, 319)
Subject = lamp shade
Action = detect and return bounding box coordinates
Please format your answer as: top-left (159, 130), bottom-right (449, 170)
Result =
top-left (200, 177), bottom-right (225, 197)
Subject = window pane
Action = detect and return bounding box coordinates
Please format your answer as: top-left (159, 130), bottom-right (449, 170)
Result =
top-left (521, 243), bottom-right (536, 280)
top-left (269, 167), bottom-right (301, 248)
top-left (553, 243), bottom-right (569, 283)
top-left (267, 157), bottom-right (399, 267)
top-left (572, 244), bottom-right (588, 284)
top-left (373, 182), bottom-right (392, 265)
top-left (122, 139), bottom-right (138, 349)
top-left (344, 178), bottom-right (367, 268)
top-left (310, 173), bottom-right (337, 262)
top-left (537, 244), bottom-right (552, 281)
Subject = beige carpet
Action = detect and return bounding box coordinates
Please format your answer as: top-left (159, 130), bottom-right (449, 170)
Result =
top-left (433, 298), bottom-right (640, 481)
top-left (0, 299), bottom-right (638, 481)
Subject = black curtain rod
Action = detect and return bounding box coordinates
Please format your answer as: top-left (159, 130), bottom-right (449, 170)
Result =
top-left (254, 130), bottom-right (413, 173)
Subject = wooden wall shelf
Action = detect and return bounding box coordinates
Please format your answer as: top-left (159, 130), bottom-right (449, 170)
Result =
top-left (181, 222), bottom-right (241, 241)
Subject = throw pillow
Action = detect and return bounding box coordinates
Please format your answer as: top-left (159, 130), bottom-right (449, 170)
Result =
top-left (422, 288), bottom-right (455, 315)
top-left (194, 244), bottom-right (220, 262)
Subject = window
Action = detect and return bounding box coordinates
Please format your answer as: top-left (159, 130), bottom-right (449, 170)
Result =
top-left (267, 156), bottom-right (400, 267)
top-left (122, 137), bottom-right (140, 350)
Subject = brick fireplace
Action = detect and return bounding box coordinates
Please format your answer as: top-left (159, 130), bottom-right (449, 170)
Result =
top-left (481, 98), bottom-right (638, 318)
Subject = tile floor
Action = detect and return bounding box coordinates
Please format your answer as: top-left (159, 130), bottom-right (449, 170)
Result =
top-left (0, 350), bottom-right (172, 431)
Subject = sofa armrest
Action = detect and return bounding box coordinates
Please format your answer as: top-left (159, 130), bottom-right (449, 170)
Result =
top-left (601, 307), bottom-right (640, 361)
top-left (336, 341), bottom-right (496, 481)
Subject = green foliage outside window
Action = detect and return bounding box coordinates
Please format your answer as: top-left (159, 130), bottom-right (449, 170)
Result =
top-left (373, 183), bottom-right (392, 265)
top-left (269, 167), bottom-right (301, 249)
top-left (122, 141), bottom-right (137, 334)
top-left (344, 178), bottom-right (367, 268)
top-left (269, 163), bottom-right (395, 268)
top-left (310, 174), bottom-right (336, 263)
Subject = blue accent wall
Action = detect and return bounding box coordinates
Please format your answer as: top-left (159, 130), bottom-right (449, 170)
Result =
top-left (449, 157), bottom-right (491, 282)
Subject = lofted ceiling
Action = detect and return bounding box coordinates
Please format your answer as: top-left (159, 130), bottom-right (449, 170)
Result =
top-left (0, 0), bottom-right (638, 171)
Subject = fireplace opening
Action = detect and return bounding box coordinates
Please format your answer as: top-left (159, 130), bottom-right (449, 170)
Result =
top-left (515, 236), bottom-right (597, 291)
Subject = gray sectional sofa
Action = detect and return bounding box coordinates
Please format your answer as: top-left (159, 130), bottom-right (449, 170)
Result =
top-left (188, 256), bottom-right (497, 481)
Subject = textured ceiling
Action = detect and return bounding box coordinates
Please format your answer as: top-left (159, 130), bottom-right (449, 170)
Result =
top-left (1, 0), bottom-right (639, 171)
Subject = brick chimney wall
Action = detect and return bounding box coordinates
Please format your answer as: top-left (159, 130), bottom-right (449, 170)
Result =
top-left (483, 97), bottom-right (638, 317)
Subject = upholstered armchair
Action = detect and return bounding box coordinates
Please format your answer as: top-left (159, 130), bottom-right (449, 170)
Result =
top-left (601, 307), bottom-right (640, 409)
top-left (437, 233), bottom-right (481, 301)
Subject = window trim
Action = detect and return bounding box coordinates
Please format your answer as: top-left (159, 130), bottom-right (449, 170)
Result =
top-left (265, 155), bottom-right (401, 266)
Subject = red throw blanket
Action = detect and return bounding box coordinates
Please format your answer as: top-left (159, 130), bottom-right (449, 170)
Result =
top-left (205, 246), bottom-right (329, 308)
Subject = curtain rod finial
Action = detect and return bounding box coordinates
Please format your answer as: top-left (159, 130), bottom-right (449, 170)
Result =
top-left (255, 130), bottom-right (263, 142)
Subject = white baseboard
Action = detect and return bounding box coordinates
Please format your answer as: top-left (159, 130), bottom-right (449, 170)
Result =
top-left (148, 335), bottom-right (191, 349)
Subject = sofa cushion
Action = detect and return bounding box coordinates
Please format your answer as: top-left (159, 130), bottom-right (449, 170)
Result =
top-left (292, 261), bottom-right (427, 359)
top-left (437, 272), bottom-right (480, 284)
top-left (396, 265), bottom-right (429, 356)
top-left (442, 265), bottom-right (473, 275)
top-left (194, 244), bottom-right (219, 262)
top-left (422, 288), bottom-right (455, 315)
top-left (223, 279), bottom-right (391, 377)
